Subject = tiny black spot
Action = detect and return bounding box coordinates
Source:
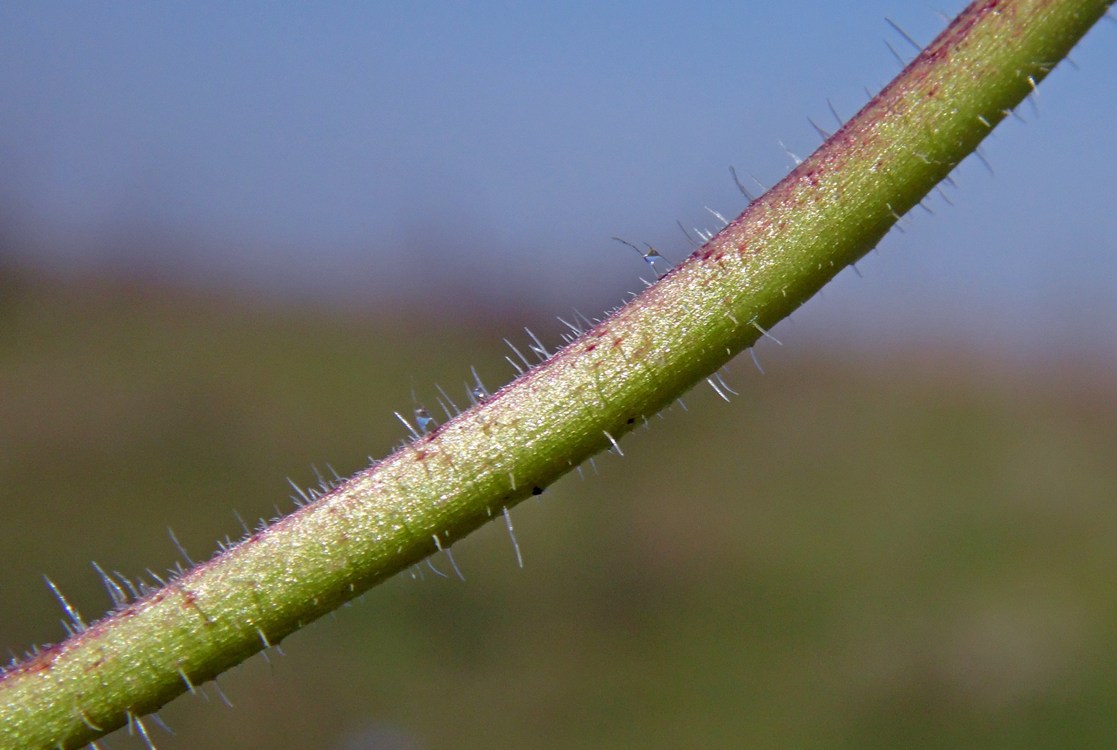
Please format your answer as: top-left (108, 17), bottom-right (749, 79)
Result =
top-left (531, 486), bottom-right (543, 496)
top-left (626, 417), bottom-right (635, 424)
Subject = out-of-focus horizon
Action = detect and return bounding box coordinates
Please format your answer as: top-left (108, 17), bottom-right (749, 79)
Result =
top-left (1, 2), bottom-right (1114, 358)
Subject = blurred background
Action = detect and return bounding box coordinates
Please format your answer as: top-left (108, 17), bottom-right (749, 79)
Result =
top-left (2, 2), bottom-right (1116, 748)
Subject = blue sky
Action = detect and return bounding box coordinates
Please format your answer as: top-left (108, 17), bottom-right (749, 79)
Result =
top-left (1, 2), bottom-right (1114, 356)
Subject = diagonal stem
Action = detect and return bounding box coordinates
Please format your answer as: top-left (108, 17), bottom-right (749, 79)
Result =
top-left (0, 1), bottom-right (1110, 747)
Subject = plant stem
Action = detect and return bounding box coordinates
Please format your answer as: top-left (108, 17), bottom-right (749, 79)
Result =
top-left (0, 1), bottom-right (1109, 747)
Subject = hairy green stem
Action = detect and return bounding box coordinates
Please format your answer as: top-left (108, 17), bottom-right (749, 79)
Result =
top-left (1, 1), bottom-right (1109, 747)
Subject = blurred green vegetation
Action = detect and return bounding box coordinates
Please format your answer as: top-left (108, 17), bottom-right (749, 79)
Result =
top-left (2, 270), bottom-right (1117, 749)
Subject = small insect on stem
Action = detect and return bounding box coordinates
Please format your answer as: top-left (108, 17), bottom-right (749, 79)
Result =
top-left (414, 406), bottom-right (434, 435)
top-left (411, 381), bottom-right (436, 435)
top-left (612, 236), bottom-right (671, 278)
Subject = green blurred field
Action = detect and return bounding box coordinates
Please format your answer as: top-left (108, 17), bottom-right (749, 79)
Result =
top-left (3, 271), bottom-right (1117, 749)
